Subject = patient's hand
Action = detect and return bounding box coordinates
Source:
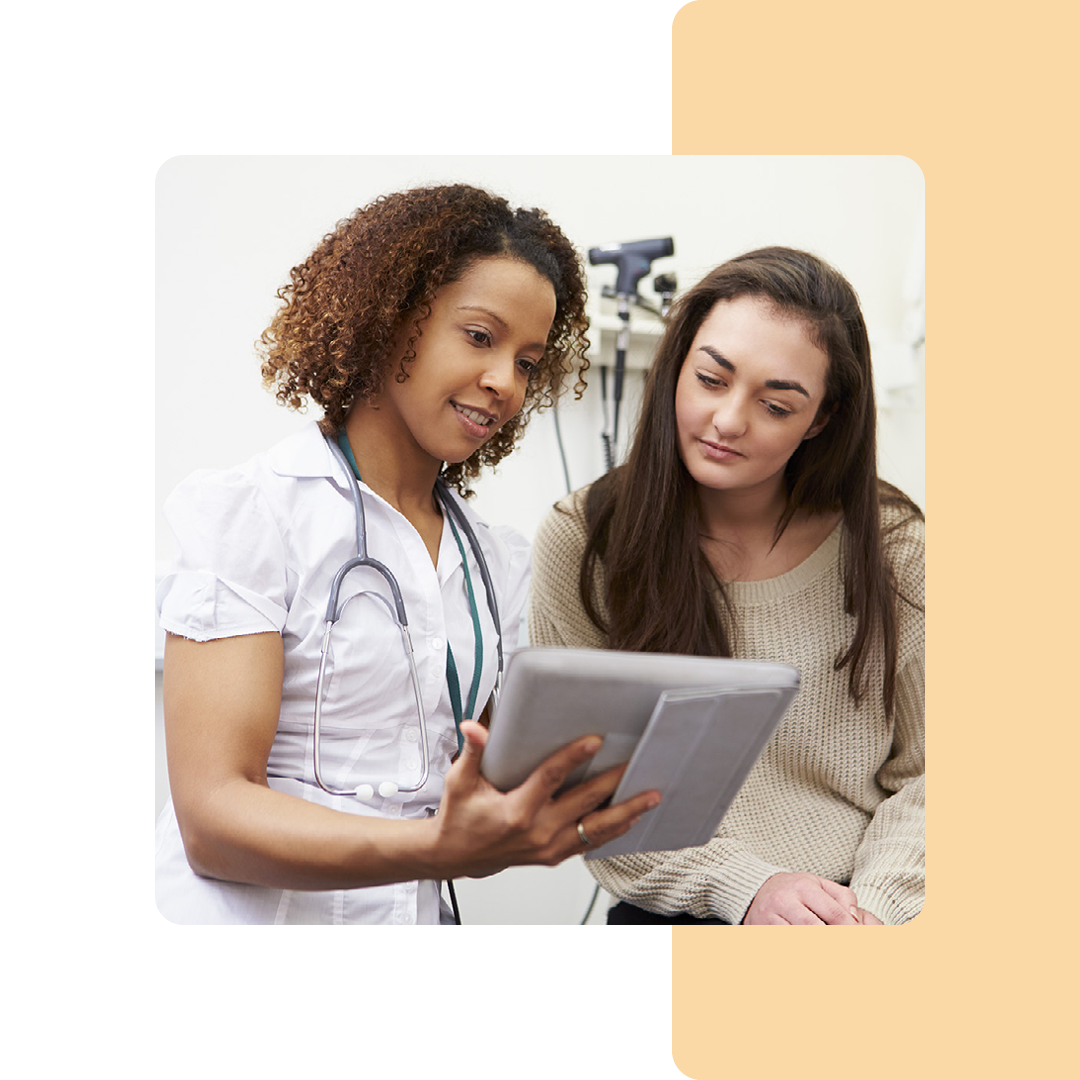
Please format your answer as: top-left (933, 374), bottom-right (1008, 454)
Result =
top-left (742, 872), bottom-right (860, 925)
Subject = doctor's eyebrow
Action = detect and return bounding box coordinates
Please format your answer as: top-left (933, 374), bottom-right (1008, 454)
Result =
top-left (698, 346), bottom-right (810, 398)
top-left (458, 305), bottom-right (508, 329)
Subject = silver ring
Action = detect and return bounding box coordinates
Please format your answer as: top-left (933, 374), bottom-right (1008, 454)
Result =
top-left (577, 821), bottom-right (594, 847)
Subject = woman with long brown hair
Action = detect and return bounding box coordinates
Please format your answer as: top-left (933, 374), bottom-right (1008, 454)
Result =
top-left (530, 246), bottom-right (923, 925)
top-left (155, 184), bottom-right (660, 924)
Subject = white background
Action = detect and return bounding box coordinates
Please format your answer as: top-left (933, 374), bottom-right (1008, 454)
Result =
top-left (157, 155), bottom-right (923, 570)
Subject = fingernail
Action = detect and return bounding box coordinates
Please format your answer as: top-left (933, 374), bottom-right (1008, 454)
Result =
top-left (850, 906), bottom-right (860, 922)
top-left (647, 794), bottom-right (661, 809)
top-left (583, 737), bottom-right (602, 754)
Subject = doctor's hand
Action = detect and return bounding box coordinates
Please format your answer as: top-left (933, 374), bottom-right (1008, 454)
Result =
top-left (742, 873), bottom-right (861, 925)
top-left (431, 720), bottom-right (661, 879)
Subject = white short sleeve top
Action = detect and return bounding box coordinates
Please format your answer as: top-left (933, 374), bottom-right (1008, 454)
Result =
top-left (155, 422), bottom-right (530, 924)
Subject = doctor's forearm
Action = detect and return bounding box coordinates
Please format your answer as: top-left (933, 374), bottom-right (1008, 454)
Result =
top-left (177, 780), bottom-right (446, 890)
top-left (165, 632), bottom-right (447, 889)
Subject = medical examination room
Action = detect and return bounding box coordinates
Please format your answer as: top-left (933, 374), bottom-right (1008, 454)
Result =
top-left (155, 155), bottom-right (925, 925)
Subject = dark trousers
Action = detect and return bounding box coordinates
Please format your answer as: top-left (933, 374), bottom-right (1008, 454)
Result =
top-left (607, 901), bottom-right (730, 925)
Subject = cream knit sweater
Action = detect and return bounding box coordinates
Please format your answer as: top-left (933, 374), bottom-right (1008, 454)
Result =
top-left (528, 489), bottom-right (925, 925)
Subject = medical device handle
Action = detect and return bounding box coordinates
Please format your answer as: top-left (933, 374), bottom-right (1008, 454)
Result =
top-left (588, 237), bottom-right (674, 297)
top-left (612, 295), bottom-right (631, 448)
top-left (589, 238), bottom-right (674, 467)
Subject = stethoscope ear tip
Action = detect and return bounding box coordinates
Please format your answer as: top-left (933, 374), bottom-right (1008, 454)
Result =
top-left (352, 780), bottom-right (400, 801)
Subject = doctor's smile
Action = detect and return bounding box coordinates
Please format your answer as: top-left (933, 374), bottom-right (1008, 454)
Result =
top-left (451, 401), bottom-right (498, 438)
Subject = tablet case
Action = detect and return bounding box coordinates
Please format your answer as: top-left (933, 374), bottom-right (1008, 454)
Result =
top-left (480, 648), bottom-right (799, 857)
top-left (584, 685), bottom-right (789, 859)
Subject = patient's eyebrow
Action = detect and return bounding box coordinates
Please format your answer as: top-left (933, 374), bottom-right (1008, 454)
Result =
top-left (764, 379), bottom-right (810, 398)
top-left (699, 346), bottom-right (810, 397)
top-left (699, 345), bottom-right (735, 372)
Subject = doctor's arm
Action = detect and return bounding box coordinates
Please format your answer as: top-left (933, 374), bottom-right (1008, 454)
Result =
top-left (163, 631), bottom-right (658, 890)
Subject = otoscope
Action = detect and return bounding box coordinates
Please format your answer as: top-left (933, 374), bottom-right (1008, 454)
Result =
top-left (588, 237), bottom-right (675, 469)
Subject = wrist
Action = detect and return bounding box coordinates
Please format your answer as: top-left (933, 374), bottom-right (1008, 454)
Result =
top-left (848, 883), bottom-right (909, 926)
top-left (707, 856), bottom-right (787, 925)
top-left (406, 812), bottom-right (452, 882)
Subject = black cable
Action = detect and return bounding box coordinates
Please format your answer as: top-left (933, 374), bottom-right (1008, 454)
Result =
top-left (600, 366), bottom-right (614, 471)
top-left (552, 401), bottom-right (572, 495)
top-left (448, 879), bottom-right (462, 924)
top-left (612, 346), bottom-right (625, 449)
top-left (580, 883), bottom-right (601, 925)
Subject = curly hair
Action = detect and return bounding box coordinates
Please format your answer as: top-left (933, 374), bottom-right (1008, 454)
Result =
top-left (258, 184), bottom-right (590, 493)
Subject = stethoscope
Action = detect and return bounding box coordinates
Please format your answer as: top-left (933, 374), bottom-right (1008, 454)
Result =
top-left (313, 432), bottom-right (503, 802)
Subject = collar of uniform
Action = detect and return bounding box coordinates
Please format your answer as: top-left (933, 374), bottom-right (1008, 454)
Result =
top-left (265, 421), bottom-right (492, 547)
top-left (265, 422), bottom-right (345, 480)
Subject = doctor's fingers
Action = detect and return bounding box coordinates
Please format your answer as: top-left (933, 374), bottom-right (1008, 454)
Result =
top-left (450, 721), bottom-right (489, 784)
top-left (565, 787), bottom-right (662, 852)
top-left (552, 762), bottom-right (658, 825)
top-left (511, 734), bottom-right (606, 809)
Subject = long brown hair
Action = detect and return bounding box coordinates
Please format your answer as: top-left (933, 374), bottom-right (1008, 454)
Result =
top-left (258, 184), bottom-right (590, 494)
top-left (580, 246), bottom-right (922, 715)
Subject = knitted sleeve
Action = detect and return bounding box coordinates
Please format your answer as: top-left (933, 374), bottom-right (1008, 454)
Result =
top-left (585, 838), bottom-right (787, 923)
top-left (848, 516), bottom-right (926, 924)
top-left (847, 654), bottom-right (924, 923)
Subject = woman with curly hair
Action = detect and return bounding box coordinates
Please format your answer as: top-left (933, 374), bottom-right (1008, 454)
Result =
top-left (530, 247), bottom-right (924, 925)
top-left (155, 184), bottom-right (660, 924)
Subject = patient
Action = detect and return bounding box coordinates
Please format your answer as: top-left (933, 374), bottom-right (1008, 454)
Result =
top-left (529, 247), bottom-right (924, 924)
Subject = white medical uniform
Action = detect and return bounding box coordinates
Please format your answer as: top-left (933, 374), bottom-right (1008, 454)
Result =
top-left (155, 422), bottom-right (530, 924)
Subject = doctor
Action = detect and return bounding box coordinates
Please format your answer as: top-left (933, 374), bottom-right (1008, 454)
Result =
top-left (156, 184), bottom-right (661, 924)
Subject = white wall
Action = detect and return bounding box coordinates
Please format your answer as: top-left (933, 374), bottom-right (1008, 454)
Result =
top-left (156, 156), bottom-right (924, 923)
top-left (157, 155), bottom-right (924, 567)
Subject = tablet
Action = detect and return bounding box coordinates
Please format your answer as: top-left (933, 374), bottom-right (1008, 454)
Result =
top-left (480, 647), bottom-right (799, 798)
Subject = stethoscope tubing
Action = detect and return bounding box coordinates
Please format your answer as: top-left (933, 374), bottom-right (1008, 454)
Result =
top-left (312, 435), bottom-right (502, 799)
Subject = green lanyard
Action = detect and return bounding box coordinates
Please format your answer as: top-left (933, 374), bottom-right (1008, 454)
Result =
top-left (444, 513), bottom-right (485, 752)
top-left (335, 432), bottom-right (483, 753)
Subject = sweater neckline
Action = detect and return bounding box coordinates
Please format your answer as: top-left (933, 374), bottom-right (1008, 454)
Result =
top-left (720, 518), bottom-right (844, 605)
